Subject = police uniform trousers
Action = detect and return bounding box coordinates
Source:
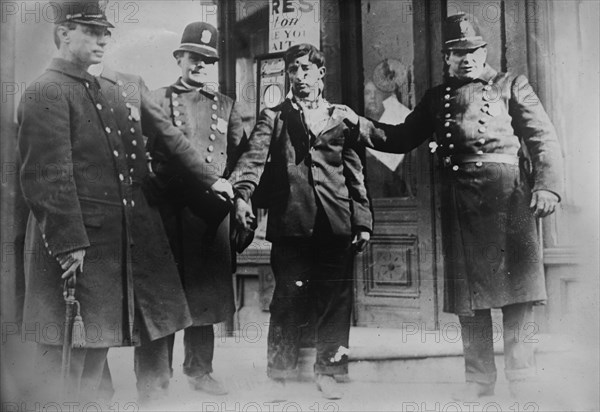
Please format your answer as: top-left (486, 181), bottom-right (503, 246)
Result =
top-left (440, 162), bottom-right (541, 385)
top-left (134, 326), bottom-right (215, 400)
top-left (267, 207), bottom-right (354, 379)
top-left (459, 302), bottom-right (536, 384)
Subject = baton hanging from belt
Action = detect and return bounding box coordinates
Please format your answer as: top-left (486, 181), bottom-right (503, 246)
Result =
top-left (61, 268), bottom-right (86, 399)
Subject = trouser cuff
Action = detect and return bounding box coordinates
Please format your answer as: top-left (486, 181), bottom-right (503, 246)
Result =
top-left (184, 365), bottom-right (213, 378)
top-left (314, 363), bottom-right (349, 376)
top-left (465, 371), bottom-right (497, 385)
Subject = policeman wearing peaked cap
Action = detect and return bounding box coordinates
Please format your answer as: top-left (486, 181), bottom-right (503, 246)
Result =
top-left (342, 12), bottom-right (564, 401)
top-left (17, 0), bottom-right (235, 403)
top-left (442, 12), bottom-right (487, 50)
top-left (136, 21), bottom-right (247, 400)
top-left (50, 0), bottom-right (114, 27)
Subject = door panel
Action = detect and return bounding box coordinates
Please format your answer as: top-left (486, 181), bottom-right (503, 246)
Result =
top-left (355, 0), bottom-right (438, 327)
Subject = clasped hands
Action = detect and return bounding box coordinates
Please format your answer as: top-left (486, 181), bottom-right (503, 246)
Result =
top-left (233, 197), bottom-right (369, 253)
top-left (234, 197), bottom-right (256, 231)
top-left (210, 178), bottom-right (235, 203)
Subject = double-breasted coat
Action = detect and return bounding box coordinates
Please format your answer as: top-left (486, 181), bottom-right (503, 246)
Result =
top-left (229, 98), bottom-right (373, 239)
top-left (146, 79), bottom-right (246, 325)
top-left (17, 59), bottom-right (217, 347)
top-left (358, 65), bottom-right (564, 315)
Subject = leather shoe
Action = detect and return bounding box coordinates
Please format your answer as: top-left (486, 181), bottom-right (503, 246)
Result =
top-left (188, 374), bottom-right (228, 395)
top-left (315, 374), bottom-right (343, 400)
top-left (451, 382), bottom-right (495, 401)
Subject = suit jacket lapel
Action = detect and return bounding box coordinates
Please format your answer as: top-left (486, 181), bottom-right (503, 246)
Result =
top-left (317, 106), bottom-right (346, 138)
top-left (282, 101), bottom-right (311, 165)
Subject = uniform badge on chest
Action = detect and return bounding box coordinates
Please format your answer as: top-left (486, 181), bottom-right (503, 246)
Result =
top-left (217, 117), bottom-right (227, 134)
top-left (129, 105), bottom-right (140, 122)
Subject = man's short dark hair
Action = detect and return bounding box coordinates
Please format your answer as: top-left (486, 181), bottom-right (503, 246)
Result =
top-left (284, 43), bottom-right (325, 69)
top-left (53, 22), bottom-right (77, 48)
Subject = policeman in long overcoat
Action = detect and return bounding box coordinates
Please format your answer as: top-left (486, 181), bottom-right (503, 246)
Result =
top-left (134, 22), bottom-right (246, 398)
top-left (342, 13), bottom-right (564, 400)
top-left (17, 1), bottom-right (233, 402)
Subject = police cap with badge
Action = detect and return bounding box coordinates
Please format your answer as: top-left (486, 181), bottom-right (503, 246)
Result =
top-left (442, 12), bottom-right (486, 51)
top-left (173, 21), bottom-right (219, 60)
top-left (50, 0), bottom-right (114, 27)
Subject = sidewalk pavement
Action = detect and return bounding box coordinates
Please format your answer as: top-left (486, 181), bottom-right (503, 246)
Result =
top-left (101, 327), bottom-right (599, 412)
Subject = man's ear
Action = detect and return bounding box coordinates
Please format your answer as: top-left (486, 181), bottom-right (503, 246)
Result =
top-left (444, 52), bottom-right (450, 65)
top-left (57, 25), bottom-right (71, 44)
top-left (174, 51), bottom-right (186, 67)
top-left (318, 66), bottom-right (326, 79)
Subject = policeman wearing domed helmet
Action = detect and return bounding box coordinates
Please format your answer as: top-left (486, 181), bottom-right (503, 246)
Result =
top-left (340, 13), bottom-right (564, 401)
top-left (135, 21), bottom-right (247, 400)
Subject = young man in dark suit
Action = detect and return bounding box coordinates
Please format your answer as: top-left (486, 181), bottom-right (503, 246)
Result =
top-left (230, 43), bottom-right (372, 400)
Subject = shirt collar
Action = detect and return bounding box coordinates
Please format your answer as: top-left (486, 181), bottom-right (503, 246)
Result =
top-left (47, 58), bottom-right (98, 85)
top-left (288, 91), bottom-right (329, 112)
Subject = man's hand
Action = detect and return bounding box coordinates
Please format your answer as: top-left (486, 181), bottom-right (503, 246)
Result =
top-left (530, 190), bottom-right (559, 218)
top-left (57, 249), bottom-right (86, 280)
top-left (235, 197), bottom-right (256, 231)
top-left (352, 231), bottom-right (371, 254)
top-left (333, 104), bottom-right (359, 126)
top-left (210, 178), bottom-right (234, 202)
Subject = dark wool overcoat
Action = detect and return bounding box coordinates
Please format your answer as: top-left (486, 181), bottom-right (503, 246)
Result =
top-left (147, 79), bottom-right (246, 325)
top-left (17, 59), bottom-right (219, 347)
top-left (359, 65), bottom-right (564, 315)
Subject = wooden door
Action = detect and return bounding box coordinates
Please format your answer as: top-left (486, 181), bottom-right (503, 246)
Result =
top-left (353, 0), bottom-right (445, 328)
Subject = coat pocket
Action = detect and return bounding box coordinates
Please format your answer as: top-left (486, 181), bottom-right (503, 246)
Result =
top-left (79, 199), bottom-right (108, 228)
top-left (82, 211), bottom-right (105, 228)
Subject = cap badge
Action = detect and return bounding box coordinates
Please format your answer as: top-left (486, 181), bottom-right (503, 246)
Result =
top-left (201, 30), bottom-right (212, 44)
top-left (460, 20), bottom-right (475, 37)
top-left (98, 0), bottom-right (108, 13)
